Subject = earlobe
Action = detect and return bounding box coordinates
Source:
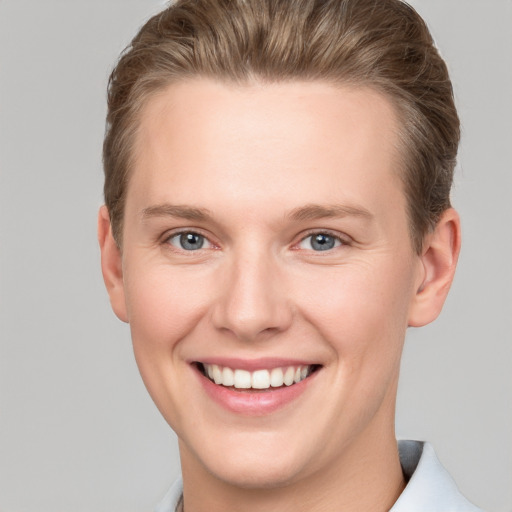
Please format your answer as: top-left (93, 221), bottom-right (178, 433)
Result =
top-left (408, 208), bottom-right (461, 327)
top-left (98, 205), bottom-right (129, 323)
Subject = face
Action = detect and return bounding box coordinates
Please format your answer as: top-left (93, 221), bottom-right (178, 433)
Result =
top-left (105, 79), bottom-right (429, 488)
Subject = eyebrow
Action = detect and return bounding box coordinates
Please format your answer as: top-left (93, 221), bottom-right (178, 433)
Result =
top-left (140, 202), bottom-right (373, 224)
top-left (141, 204), bottom-right (213, 221)
top-left (287, 203), bottom-right (373, 222)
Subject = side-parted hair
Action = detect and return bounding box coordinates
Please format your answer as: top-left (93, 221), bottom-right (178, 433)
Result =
top-left (103, 0), bottom-right (460, 253)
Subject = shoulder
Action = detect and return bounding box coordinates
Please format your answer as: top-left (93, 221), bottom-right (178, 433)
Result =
top-left (154, 477), bottom-right (183, 512)
top-left (391, 440), bottom-right (484, 512)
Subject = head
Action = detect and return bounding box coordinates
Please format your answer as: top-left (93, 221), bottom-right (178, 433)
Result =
top-left (99, 0), bottom-right (461, 498)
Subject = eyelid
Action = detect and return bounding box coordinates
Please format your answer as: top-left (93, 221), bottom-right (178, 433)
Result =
top-left (293, 229), bottom-right (351, 250)
top-left (158, 227), bottom-right (351, 252)
top-left (161, 228), bottom-right (218, 251)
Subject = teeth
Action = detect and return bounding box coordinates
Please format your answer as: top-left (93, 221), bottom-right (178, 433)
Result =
top-left (202, 363), bottom-right (313, 390)
top-left (284, 366), bottom-right (295, 386)
top-left (212, 365), bottom-right (222, 384)
top-left (234, 369), bottom-right (251, 389)
top-left (252, 369), bottom-right (270, 389)
top-left (222, 367), bottom-right (235, 386)
top-left (270, 367), bottom-right (284, 387)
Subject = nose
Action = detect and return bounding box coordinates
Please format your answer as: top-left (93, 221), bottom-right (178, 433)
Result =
top-left (211, 250), bottom-right (293, 342)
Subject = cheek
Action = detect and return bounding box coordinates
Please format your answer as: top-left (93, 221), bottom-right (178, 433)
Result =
top-left (293, 256), bottom-right (415, 362)
top-left (123, 261), bottom-right (212, 354)
top-left (122, 261), bottom-right (215, 426)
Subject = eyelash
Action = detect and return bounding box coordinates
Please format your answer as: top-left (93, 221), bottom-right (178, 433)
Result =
top-left (295, 230), bottom-right (349, 252)
top-left (163, 230), bottom-right (216, 252)
top-left (161, 229), bottom-right (350, 253)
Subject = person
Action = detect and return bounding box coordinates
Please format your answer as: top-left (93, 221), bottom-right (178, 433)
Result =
top-left (98, 0), bottom-right (484, 510)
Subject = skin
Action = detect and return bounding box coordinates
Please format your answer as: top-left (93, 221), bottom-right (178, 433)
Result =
top-left (99, 79), bottom-right (460, 512)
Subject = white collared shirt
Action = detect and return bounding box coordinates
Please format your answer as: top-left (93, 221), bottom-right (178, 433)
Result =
top-left (155, 440), bottom-right (484, 512)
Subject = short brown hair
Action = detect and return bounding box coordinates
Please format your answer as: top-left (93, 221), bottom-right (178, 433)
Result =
top-left (103, 0), bottom-right (459, 253)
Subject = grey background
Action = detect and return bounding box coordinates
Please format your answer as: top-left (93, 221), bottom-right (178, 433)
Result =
top-left (0, 1), bottom-right (510, 511)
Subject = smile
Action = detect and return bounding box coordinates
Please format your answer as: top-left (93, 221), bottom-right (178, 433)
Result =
top-left (199, 363), bottom-right (318, 390)
top-left (194, 361), bottom-right (322, 415)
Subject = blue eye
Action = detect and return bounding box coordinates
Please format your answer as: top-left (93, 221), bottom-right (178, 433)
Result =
top-left (168, 232), bottom-right (211, 251)
top-left (299, 233), bottom-right (342, 251)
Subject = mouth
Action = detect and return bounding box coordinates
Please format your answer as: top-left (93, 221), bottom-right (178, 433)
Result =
top-left (195, 362), bottom-right (321, 392)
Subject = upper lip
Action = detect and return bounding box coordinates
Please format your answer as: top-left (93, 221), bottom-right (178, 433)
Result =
top-left (190, 357), bottom-right (321, 371)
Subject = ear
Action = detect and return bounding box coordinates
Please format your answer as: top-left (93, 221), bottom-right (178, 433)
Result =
top-left (98, 205), bottom-right (128, 323)
top-left (408, 208), bottom-right (461, 327)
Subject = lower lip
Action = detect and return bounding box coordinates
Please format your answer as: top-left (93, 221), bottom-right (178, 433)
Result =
top-left (195, 367), bottom-right (318, 416)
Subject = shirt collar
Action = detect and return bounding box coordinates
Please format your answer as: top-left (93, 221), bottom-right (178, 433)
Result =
top-left (391, 440), bottom-right (482, 512)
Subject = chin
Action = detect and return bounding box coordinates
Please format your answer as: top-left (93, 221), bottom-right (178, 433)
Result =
top-left (181, 429), bottom-right (315, 490)
top-left (208, 455), bottom-right (303, 490)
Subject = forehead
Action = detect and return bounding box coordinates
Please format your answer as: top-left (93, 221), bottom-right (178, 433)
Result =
top-left (128, 79), bottom-right (405, 226)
